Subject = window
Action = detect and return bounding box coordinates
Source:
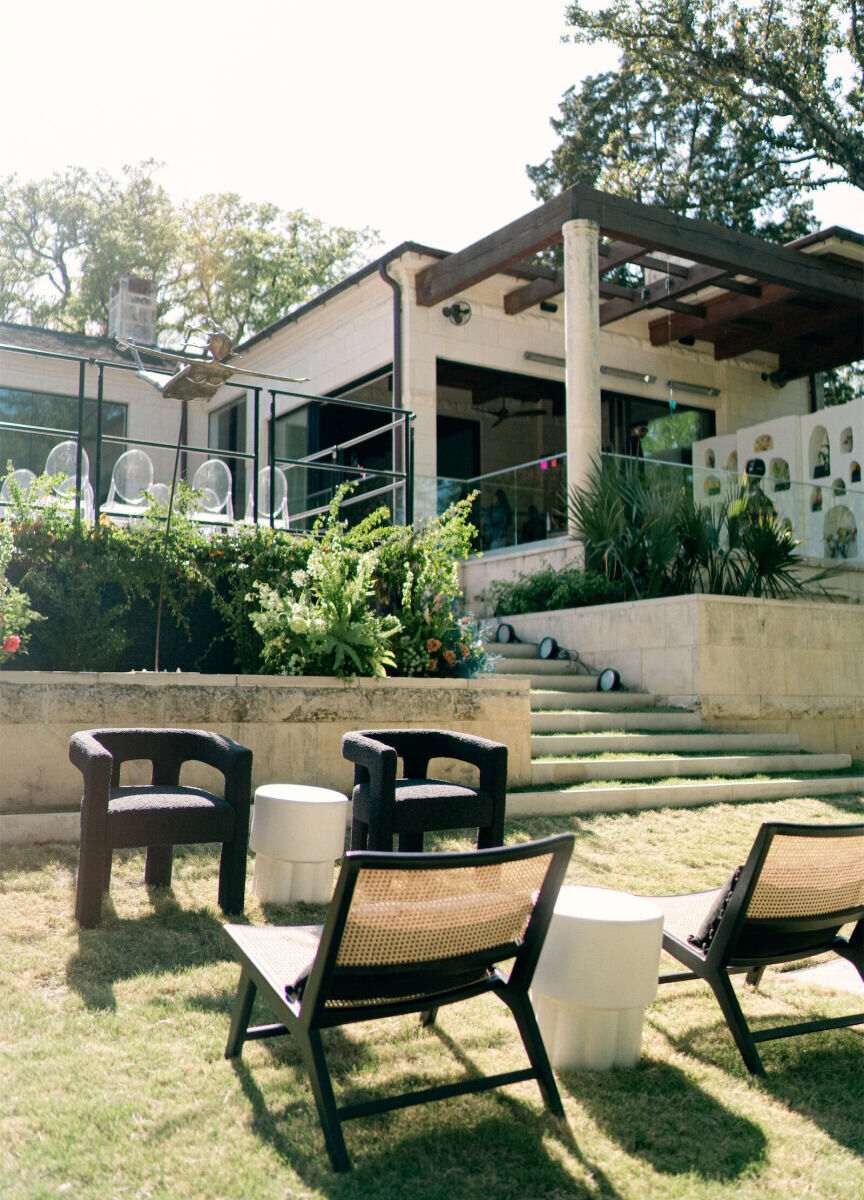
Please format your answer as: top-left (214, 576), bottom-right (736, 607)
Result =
top-left (208, 395), bottom-right (247, 516)
top-left (0, 386), bottom-right (127, 501)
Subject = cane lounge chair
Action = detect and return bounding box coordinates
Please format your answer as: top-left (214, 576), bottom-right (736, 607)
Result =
top-left (653, 821), bottom-right (864, 1074)
top-left (342, 728), bottom-right (508, 852)
top-left (70, 727), bottom-right (253, 927)
top-left (223, 834), bottom-right (574, 1171)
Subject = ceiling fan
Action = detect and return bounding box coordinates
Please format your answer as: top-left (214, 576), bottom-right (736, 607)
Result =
top-left (481, 399), bottom-right (550, 427)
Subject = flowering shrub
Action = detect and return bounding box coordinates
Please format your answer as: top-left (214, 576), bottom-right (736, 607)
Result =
top-left (0, 518), bottom-right (41, 666)
top-left (2, 470), bottom-right (490, 678)
top-left (249, 495), bottom-right (401, 678)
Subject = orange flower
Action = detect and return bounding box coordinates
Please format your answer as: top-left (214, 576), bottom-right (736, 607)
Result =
top-left (426, 637), bottom-right (442, 652)
top-left (427, 658), bottom-right (438, 671)
top-left (444, 649), bottom-right (456, 665)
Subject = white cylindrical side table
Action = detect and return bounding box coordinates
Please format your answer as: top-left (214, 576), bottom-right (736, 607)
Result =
top-left (532, 885), bottom-right (663, 1071)
top-left (250, 784), bottom-right (348, 904)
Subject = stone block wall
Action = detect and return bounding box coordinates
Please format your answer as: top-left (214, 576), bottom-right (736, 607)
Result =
top-left (0, 673), bottom-right (531, 826)
top-left (494, 594), bottom-right (864, 757)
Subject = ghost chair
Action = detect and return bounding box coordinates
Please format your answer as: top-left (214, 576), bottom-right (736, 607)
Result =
top-left (224, 833), bottom-right (574, 1171)
top-left (101, 448), bottom-right (155, 521)
top-left (70, 727), bottom-right (253, 928)
top-left (0, 468), bottom-right (38, 517)
top-left (191, 458), bottom-right (234, 526)
top-left (652, 821), bottom-right (864, 1074)
top-left (245, 465), bottom-right (289, 528)
top-left (44, 440), bottom-right (94, 521)
top-left (342, 728), bottom-right (508, 853)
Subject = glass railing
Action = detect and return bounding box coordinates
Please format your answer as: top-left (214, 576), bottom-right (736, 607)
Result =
top-left (437, 453), bottom-right (569, 552)
top-left (438, 451), bottom-right (864, 564)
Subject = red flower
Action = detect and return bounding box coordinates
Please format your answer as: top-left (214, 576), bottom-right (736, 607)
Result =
top-left (3, 635), bottom-right (21, 653)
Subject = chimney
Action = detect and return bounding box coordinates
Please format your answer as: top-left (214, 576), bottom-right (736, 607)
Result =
top-left (109, 275), bottom-right (157, 345)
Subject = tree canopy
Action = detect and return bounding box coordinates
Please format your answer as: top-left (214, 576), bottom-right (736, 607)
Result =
top-left (0, 162), bottom-right (379, 342)
top-left (529, 0), bottom-right (863, 238)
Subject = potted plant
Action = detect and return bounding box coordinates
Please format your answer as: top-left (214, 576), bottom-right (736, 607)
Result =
top-left (813, 438), bottom-right (830, 478)
top-left (770, 459), bottom-right (790, 491)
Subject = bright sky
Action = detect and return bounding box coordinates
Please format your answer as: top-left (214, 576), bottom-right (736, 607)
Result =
top-left (2, 0), bottom-right (860, 255)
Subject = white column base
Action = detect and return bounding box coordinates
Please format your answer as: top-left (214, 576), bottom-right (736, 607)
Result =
top-left (251, 855), bottom-right (335, 904)
top-left (532, 991), bottom-right (647, 1071)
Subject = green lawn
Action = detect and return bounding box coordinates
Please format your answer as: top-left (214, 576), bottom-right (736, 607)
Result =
top-left (2, 794), bottom-right (862, 1200)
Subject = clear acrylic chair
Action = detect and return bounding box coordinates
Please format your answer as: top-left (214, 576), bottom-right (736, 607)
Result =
top-left (191, 459), bottom-right (234, 524)
top-left (103, 449), bottom-right (155, 519)
top-left (44, 441), bottom-right (93, 521)
top-left (245, 465), bottom-right (289, 528)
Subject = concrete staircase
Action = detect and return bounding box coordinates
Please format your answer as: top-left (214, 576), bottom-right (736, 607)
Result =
top-left (491, 642), bottom-right (864, 816)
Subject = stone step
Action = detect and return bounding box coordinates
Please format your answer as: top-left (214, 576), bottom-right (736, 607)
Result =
top-left (510, 672), bottom-right (600, 691)
top-left (494, 657), bottom-right (589, 678)
top-left (485, 642), bottom-right (540, 659)
top-left (531, 731), bottom-right (802, 756)
top-left (530, 690), bottom-right (657, 711)
top-left (530, 710), bottom-right (703, 733)
top-left (531, 752), bottom-right (852, 785)
top-left (507, 775), bottom-right (864, 817)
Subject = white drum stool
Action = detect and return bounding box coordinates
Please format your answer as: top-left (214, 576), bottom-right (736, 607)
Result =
top-left (532, 885), bottom-right (663, 1071)
top-left (250, 784), bottom-right (348, 904)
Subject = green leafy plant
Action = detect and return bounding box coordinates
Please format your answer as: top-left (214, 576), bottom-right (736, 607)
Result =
top-left (487, 564), bottom-right (628, 617)
top-left (248, 491), bottom-right (401, 678)
top-left (567, 460), bottom-right (821, 602)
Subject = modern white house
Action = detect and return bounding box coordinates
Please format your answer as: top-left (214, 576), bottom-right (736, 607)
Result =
top-left (1, 187), bottom-right (862, 567)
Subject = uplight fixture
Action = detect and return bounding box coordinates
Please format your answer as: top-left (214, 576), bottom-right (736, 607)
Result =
top-left (600, 365), bottom-right (657, 385)
top-left (666, 380), bottom-right (721, 398)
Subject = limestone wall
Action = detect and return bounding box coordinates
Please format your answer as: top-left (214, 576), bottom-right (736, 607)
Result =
top-left (0, 672), bottom-right (531, 822)
top-left (494, 594), bottom-right (864, 757)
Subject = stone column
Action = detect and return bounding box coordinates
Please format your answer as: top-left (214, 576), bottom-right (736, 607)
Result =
top-left (563, 219), bottom-right (601, 530)
top-left (390, 259), bottom-right (439, 523)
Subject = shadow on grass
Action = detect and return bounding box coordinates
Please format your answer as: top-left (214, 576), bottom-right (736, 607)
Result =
top-left (230, 1043), bottom-right (620, 1200)
top-left (558, 1056), bottom-right (767, 1181)
top-left (66, 898), bottom-right (233, 1011)
top-left (666, 1011), bottom-right (864, 1157)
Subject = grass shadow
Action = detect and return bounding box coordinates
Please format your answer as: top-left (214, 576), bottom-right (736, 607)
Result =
top-left (66, 902), bottom-right (232, 1011)
top-left (664, 1007), bottom-right (864, 1157)
top-left (558, 1056), bottom-right (767, 1180)
top-left (230, 1046), bottom-right (619, 1199)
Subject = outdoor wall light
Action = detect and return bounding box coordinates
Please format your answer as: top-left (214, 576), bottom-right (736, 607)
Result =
top-left (601, 365), bottom-right (657, 385)
top-left (495, 623), bottom-right (516, 643)
top-left (667, 380), bottom-right (721, 398)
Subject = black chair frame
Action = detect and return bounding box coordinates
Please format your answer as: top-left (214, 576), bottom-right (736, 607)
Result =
top-left (655, 821), bottom-right (864, 1074)
top-left (224, 833), bottom-right (574, 1172)
top-left (342, 727), bottom-right (507, 852)
top-left (70, 727), bottom-right (253, 927)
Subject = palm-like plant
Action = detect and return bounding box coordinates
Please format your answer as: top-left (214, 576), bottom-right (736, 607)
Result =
top-left (568, 462), bottom-right (818, 601)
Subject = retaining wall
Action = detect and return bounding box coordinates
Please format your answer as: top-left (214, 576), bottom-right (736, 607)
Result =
top-left (495, 594), bottom-right (864, 757)
top-left (0, 672), bottom-right (531, 840)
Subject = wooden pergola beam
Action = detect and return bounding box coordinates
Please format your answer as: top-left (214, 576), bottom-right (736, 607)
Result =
top-left (568, 186), bottom-right (863, 303)
top-left (649, 283), bottom-right (801, 345)
top-left (415, 192), bottom-right (573, 307)
top-left (714, 303), bottom-right (858, 361)
top-left (416, 185), bottom-right (863, 311)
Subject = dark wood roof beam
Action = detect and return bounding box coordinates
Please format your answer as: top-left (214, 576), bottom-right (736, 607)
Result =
top-left (504, 271), bottom-right (564, 316)
top-left (569, 185), bottom-right (863, 302)
top-left (649, 283), bottom-right (802, 345)
top-left (778, 329), bottom-right (864, 378)
top-left (601, 261), bottom-right (730, 325)
top-left (597, 240), bottom-right (648, 273)
top-left (415, 192), bottom-right (572, 307)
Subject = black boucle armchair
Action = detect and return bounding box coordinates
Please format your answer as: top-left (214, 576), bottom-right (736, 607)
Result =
top-left (70, 727), bottom-right (253, 927)
top-left (342, 728), bottom-right (507, 852)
